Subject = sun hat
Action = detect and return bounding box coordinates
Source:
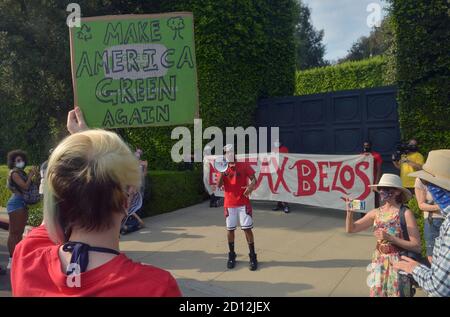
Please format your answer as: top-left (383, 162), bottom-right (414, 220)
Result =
top-left (408, 150), bottom-right (450, 191)
top-left (369, 173), bottom-right (412, 203)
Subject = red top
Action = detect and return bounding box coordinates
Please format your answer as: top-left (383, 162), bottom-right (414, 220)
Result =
top-left (11, 226), bottom-right (181, 297)
top-left (371, 151), bottom-right (383, 182)
top-left (222, 162), bottom-right (256, 208)
top-left (275, 146), bottom-right (289, 154)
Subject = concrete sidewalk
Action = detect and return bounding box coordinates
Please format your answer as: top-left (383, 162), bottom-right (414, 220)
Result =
top-left (0, 203), bottom-right (427, 297)
top-left (120, 201), bottom-right (380, 297)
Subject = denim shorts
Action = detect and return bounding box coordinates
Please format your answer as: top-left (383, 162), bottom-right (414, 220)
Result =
top-left (6, 194), bottom-right (26, 213)
top-left (424, 217), bottom-right (444, 256)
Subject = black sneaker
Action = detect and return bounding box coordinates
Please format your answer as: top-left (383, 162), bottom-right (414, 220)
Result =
top-left (227, 252), bottom-right (236, 269)
top-left (283, 206), bottom-right (290, 213)
top-left (249, 253), bottom-right (258, 271)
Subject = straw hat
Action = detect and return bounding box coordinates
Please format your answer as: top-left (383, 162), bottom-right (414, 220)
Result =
top-left (409, 150), bottom-right (450, 191)
top-left (369, 173), bottom-right (412, 203)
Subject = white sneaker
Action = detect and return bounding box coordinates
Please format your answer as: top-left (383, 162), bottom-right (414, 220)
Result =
top-left (6, 257), bottom-right (12, 270)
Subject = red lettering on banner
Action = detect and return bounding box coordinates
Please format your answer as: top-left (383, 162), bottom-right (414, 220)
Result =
top-left (354, 161), bottom-right (371, 200)
top-left (340, 164), bottom-right (355, 190)
top-left (256, 158), bottom-right (276, 193)
top-left (290, 160), bottom-right (317, 196)
top-left (272, 157), bottom-right (291, 193)
top-left (330, 162), bottom-right (348, 195)
top-left (317, 161), bottom-right (330, 192)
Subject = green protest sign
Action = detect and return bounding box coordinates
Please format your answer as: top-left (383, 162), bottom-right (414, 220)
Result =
top-left (69, 13), bottom-right (199, 128)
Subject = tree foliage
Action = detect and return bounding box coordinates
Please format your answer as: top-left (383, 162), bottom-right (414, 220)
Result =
top-left (294, 0), bottom-right (328, 70)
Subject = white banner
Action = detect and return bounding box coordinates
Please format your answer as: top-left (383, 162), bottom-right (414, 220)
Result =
top-left (203, 153), bottom-right (375, 212)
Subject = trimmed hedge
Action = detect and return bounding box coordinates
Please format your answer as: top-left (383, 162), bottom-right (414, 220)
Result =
top-left (143, 170), bottom-right (207, 217)
top-left (0, 167), bottom-right (207, 227)
top-left (122, 0), bottom-right (298, 169)
top-left (388, 0), bottom-right (450, 154)
top-left (295, 56), bottom-right (394, 95)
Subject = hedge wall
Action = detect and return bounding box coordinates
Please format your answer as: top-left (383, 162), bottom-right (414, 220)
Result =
top-left (388, 0), bottom-right (450, 154)
top-left (125, 0), bottom-right (298, 169)
top-left (0, 167), bottom-right (207, 227)
top-left (0, 1), bottom-right (297, 169)
top-left (295, 56), bottom-right (394, 95)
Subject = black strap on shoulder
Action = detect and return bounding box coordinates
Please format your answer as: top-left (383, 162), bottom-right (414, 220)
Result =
top-left (8, 169), bottom-right (23, 192)
top-left (399, 204), bottom-right (409, 241)
top-left (62, 241), bottom-right (120, 275)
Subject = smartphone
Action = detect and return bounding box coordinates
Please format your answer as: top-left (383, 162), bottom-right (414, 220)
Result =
top-left (348, 200), bottom-right (366, 211)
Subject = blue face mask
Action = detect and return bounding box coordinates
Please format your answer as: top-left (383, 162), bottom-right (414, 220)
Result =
top-left (379, 189), bottom-right (394, 204)
top-left (427, 183), bottom-right (450, 216)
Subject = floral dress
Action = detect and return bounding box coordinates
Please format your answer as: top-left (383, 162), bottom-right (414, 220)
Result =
top-left (367, 208), bottom-right (411, 297)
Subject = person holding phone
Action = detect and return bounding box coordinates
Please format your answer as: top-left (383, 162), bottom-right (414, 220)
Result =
top-left (345, 174), bottom-right (421, 297)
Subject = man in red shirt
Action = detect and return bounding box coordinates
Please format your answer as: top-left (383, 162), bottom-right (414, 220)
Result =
top-left (217, 144), bottom-right (258, 271)
top-left (362, 141), bottom-right (383, 207)
top-left (272, 140), bottom-right (290, 213)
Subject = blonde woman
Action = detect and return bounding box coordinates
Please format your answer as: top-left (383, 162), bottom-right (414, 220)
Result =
top-left (345, 174), bottom-right (421, 297)
top-left (11, 107), bottom-right (181, 297)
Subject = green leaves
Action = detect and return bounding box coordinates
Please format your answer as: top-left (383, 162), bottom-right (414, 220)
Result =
top-left (295, 56), bottom-right (391, 95)
top-left (388, 0), bottom-right (450, 153)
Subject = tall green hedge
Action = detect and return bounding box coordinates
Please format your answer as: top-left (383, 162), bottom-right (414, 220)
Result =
top-left (125, 0), bottom-right (297, 169)
top-left (295, 56), bottom-right (394, 95)
top-left (388, 0), bottom-right (450, 154)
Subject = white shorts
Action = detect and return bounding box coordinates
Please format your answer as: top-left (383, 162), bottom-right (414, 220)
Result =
top-left (225, 205), bottom-right (253, 231)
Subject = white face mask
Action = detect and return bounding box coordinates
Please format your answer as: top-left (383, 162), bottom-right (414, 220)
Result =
top-left (274, 142), bottom-right (280, 148)
top-left (15, 162), bottom-right (25, 169)
top-left (225, 152), bottom-right (234, 162)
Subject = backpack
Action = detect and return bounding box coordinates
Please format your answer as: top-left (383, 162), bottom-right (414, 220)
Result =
top-left (398, 205), bottom-right (428, 264)
top-left (8, 169), bottom-right (41, 205)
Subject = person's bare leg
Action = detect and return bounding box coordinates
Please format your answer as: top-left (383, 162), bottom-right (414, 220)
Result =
top-left (427, 256), bottom-right (432, 265)
top-left (227, 229), bottom-right (235, 243)
top-left (8, 208), bottom-right (28, 257)
top-left (243, 228), bottom-right (254, 244)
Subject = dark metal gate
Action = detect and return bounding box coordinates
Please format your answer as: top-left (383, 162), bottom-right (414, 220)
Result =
top-left (256, 86), bottom-right (400, 173)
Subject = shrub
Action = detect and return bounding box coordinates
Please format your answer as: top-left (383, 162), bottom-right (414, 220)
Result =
top-left (295, 56), bottom-right (394, 95)
top-left (388, 0), bottom-right (450, 154)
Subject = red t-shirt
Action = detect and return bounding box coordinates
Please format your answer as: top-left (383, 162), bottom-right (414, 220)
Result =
top-left (362, 151), bottom-right (383, 182)
top-left (222, 162), bottom-right (255, 208)
top-left (11, 226), bottom-right (181, 297)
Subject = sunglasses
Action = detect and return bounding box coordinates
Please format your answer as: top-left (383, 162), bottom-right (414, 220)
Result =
top-left (378, 187), bottom-right (395, 192)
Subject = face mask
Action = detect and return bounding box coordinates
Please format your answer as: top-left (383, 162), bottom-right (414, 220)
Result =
top-left (225, 151), bottom-right (235, 162)
top-left (15, 162), bottom-right (25, 169)
top-left (427, 183), bottom-right (450, 216)
top-left (379, 189), bottom-right (394, 204)
top-left (408, 145), bottom-right (418, 152)
top-left (274, 142), bottom-right (280, 148)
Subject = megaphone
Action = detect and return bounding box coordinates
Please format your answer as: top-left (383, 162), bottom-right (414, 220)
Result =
top-left (214, 157), bottom-right (229, 173)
